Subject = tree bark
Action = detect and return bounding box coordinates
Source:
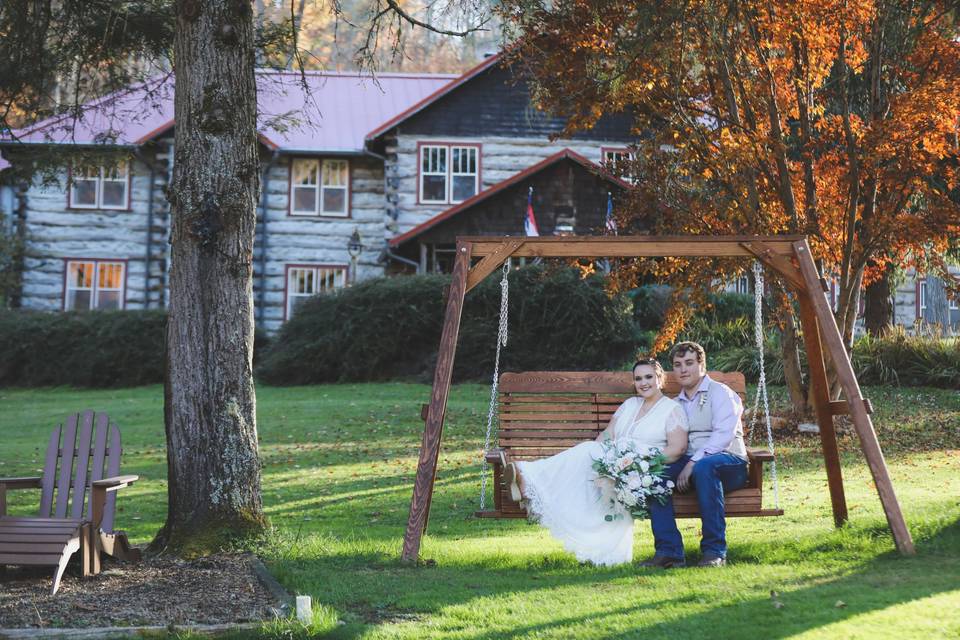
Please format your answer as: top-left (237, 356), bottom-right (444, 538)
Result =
top-left (779, 307), bottom-right (808, 413)
top-left (864, 262), bottom-right (894, 336)
top-left (153, 0), bottom-right (266, 554)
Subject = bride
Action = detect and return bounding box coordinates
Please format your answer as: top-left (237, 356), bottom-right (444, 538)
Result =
top-left (503, 358), bottom-right (689, 566)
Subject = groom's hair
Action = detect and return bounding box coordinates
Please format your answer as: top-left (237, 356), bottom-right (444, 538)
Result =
top-left (669, 341), bottom-right (706, 364)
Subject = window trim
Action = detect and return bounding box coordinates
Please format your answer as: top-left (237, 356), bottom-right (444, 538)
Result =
top-left (66, 162), bottom-right (132, 211)
top-left (282, 262), bottom-right (349, 321)
top-left (61, 258), bottom-right (128, 311)
top-left (916, 278), bottom-right (927, 319)
top-left (416, 141), bottom-right (482, 205)
top-left (600, 147), bottom-right (632, 164)
top-left (287, 157), bottom-right (352, 218)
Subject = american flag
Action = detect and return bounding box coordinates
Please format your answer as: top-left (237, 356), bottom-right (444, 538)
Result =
top-left (605, 192), bottom-right (617, 235)
top-left (524, 187), bottom-right (540, 236)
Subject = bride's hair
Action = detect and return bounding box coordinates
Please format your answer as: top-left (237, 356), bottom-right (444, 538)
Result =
top-left (632, 357), bottom-right (665, 386)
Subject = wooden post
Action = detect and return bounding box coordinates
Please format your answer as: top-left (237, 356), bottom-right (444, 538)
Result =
top-left (797, 294), bottom-right (848, 527)
top-left (793, 241), bottom-right (915, 555)
top-left (401, 241), bottom-right (472, 562)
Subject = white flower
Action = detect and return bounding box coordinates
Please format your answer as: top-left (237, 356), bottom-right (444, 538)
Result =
top-left (642, 475), bottom-right (653, 487)
top-left (639, 459), bottom-right (650, 473)
top-left (626, 472), bottom-right (643, 490)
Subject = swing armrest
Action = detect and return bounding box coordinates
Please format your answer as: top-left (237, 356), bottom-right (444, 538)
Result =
top-left (746, 447), bottom-right (775, 462)
top-left (485, 448), bottom-right (507, 465)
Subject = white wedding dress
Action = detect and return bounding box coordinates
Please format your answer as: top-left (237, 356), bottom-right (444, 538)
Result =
top-left (517, 395), bottom-right (688, 566)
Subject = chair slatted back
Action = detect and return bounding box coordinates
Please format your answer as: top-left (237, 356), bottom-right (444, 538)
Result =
top-left (38, 410), bottom-right (123, 531)
top-left (499, 371), bottom-right (747, 460)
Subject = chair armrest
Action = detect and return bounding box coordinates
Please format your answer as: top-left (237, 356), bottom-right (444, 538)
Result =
top-left (485, 448), bottom-right (507, 465)
top-left (0, 476), bottom-right (43, 516)
top-left (0, 476), bottom-right (43, 489)
top-left (91, 475), bottom-right (139, 529)
top-left (746, 448), bottom-right (774, 462)
top-left (92, 475), bottom-right (139, 492)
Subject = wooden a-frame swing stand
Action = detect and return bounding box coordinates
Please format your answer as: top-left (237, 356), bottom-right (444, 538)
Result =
top-left (401, 235), bottom-right (916, 562)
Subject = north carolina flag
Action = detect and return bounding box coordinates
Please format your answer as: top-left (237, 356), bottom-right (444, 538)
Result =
top-left (605, 192), bottom-right (617, 235)
top-left (524, 187), bottom-right (540, 236)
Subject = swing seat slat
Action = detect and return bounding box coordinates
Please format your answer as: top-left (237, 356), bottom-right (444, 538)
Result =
top-left (473, 370), bottom-right (783, 519)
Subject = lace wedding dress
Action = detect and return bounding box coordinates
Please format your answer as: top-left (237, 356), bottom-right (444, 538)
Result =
top-left (517, 395), bottom-right (688, 565)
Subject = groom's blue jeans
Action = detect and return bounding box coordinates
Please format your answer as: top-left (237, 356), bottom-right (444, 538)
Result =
top-left (649, 453), bottom-right (749, 559)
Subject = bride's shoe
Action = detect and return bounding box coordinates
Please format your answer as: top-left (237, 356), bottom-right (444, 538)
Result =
top-left (503, 461), bottom-right (523, 503)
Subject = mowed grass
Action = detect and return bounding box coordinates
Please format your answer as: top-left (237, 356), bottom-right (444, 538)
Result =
top-left (1, 383), bottom-right (958, 639)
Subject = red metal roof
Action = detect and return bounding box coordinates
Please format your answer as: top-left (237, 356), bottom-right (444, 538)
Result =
top-left (389, 148), bottom-right (631, 247)
top-left (8, 70), bottom-right (457, 154)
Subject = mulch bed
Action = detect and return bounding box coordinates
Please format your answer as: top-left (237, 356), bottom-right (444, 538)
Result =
top-left (0, 553), bottom-right (286, 629)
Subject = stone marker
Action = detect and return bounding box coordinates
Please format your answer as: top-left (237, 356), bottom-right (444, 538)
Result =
top-left (296, 595), bottom-right (312, 624)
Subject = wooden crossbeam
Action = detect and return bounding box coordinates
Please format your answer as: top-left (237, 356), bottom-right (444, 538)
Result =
top-left (464, 235), bottom-right (804, 258)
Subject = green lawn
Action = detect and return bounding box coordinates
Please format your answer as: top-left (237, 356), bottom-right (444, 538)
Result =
top-left (1, 383), bottom-right (958, 639)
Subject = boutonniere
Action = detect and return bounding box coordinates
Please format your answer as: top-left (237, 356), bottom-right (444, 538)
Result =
top-left (698, 393), bottom-right (708, 410)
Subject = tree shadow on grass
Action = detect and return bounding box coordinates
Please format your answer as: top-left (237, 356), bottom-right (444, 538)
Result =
top-left (264, 512), bottom-right (960, 639)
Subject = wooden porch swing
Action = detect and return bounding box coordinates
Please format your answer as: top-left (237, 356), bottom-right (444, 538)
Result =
top-left (400, 235), bottom-right (916, 562)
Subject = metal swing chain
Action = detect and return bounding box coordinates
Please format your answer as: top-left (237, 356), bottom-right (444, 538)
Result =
top-left (747, 260), bottom-right (780, 509)
top-left (479, 260), bottom-right (511, 511)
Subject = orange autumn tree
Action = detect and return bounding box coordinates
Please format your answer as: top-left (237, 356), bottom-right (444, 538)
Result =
top-left (501, 0), bottom-right (960, 406)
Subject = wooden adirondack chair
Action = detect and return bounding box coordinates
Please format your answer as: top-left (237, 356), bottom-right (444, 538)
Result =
top-left (0, 410), bottom-right (141, 594)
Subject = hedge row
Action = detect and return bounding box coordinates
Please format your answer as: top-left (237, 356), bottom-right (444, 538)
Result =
top-left (1, 273), bottom-right (956, 389)
top-left (256, 265), bottom-right (638, 384)
top-left (0, 310), bottom-right (271, 388)
top-left (0, 309), bottom-right (167, 387)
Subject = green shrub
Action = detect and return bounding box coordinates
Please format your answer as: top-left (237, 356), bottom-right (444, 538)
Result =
top-left (0, 309), bottom-right (167, 387)
top-left (630, 286), bottom-right (754, 331)
top-left (852, 329), bottom-right (960, 389)
top-left (0, 310), bottom-right (271, 388)
top-left (257, 265), bottom-right (638, 384)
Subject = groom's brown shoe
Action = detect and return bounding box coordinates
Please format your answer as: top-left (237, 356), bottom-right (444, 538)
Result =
top-left (639, 555), bottom-right (686, 569)
top-left (697, 555), bottom-right (726, 567)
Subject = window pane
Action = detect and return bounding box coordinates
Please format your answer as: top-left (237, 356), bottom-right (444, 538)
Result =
top-left (98, 263), bottom-right (123, 289)
top-left (422, 175), bottom-right (446, 201)
top-left (322, 160), bottom-right (347, 187)
top-left (321, 187), bottom-right (346, 214)
top-left (69, 262), bottom-right (94, 288)
top-left (422, 146), bottom-right (445, 173)
top-left (96, 291), bottom-right (120, 310)
top-left (71, 179), bottom-right (98, 206)
top-left (293, 187), bottom-right (318, 214)
top-left (101, 181), bottom-right (126, 207)
top-left (293, 160), bottom-right (319, 185)
top-left (452, 175), bottom-right (476, 202)
top-left (103, 163), bottom-right (127, 181)
top-left (67, 289), bottom-right (92, 311)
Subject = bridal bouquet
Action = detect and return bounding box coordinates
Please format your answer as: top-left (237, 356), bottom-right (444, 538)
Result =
top-left (591, 441), bottom-right (674, 521)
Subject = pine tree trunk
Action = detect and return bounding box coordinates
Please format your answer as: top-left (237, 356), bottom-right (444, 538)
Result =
top-left (863, 263), bottom-right (894, 336)
top-left (153, 0), bottom-right (266, 554)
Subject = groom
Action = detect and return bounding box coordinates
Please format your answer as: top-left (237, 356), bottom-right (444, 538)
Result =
top-left (641, 341), bottom-right (749, 568)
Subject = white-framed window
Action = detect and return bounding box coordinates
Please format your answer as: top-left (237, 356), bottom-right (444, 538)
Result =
top-left (733, 275), bottom-right (751, 295)
top-left (918, 278), bottom-right (927, 318)
top-left (601, 147), bottom-right (637, 181)
top-left (418, 143), bottom-right (479, 204)
top-left (69, 162), bottom-right (129, 209)
top-left (285, 264), bottom-right (347, 320)
top-left (63, 260), bottom-right (125, 311)
top-left (290, 158), bottom-right (349, 216)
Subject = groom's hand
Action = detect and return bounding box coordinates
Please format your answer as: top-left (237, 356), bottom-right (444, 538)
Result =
top-left (677, 461), bottom-right (696, 492)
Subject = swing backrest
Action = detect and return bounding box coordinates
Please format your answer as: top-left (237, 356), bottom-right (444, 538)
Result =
top-left (497, 371), bottom-right (746, 460)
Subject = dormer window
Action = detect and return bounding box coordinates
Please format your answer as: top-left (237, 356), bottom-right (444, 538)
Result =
top-left (418, 143), bottom-right (480, 204)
